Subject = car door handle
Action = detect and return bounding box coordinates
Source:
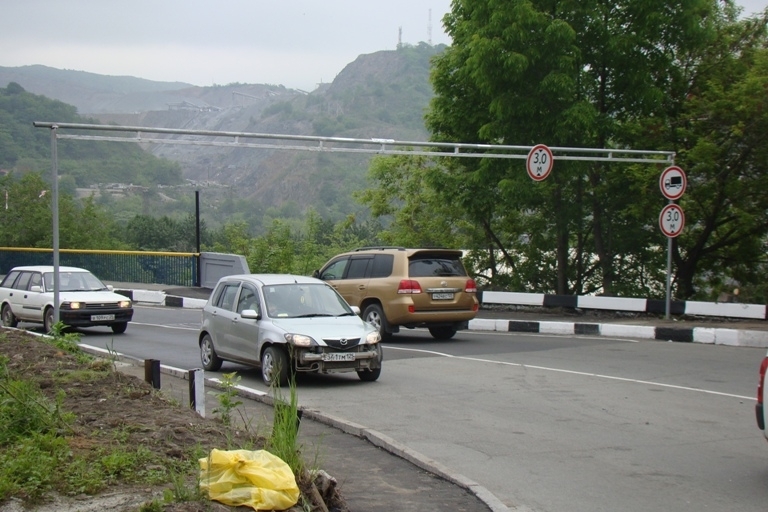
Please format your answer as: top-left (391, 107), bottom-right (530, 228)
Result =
top-left (357, 285), bottom-right (366, 290)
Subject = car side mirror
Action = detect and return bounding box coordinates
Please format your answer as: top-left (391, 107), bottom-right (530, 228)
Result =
top-left (241, 309), bottom-right (261, 320)
top-left (312, 270), bottom-right (320, 278)
top-left (30, 285), bottom-right (42, 293)
top-left (106, 284), bottom-right (114, 291)
top-left (350, 306), bottom-right (361, 316)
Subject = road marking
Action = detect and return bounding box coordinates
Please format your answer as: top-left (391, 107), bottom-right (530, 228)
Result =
top-left (130, 321), bottom-right (199, 331)
top-left (384, 346), bottom-right (754, 401)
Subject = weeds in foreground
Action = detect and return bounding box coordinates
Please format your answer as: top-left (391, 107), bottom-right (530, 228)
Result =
top-left (212, 372), bottom-right (243, 428)
top-left (0, 329), bottom-right (204, 505)
top-left (0, 328), bottom-right (330, 510)
top-left (47, 322), bottom-right (91, 365)
top-left (267, 373), bottom-right (304, 474)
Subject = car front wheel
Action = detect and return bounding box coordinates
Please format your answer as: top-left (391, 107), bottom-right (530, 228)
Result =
top-left (357, 367), bottom-right (381, 382)
top-left (44, 307), bottom-right (55, 333)
top-left (428, 326), bottom-right (457, 340)
top-left (261, 345), bottom-right (289, 387)
top-left (363, 304), bottom-right (392, 340)
top-left (1, 304), bottom-right (17, 328)
top-left (200, 333), bottom-right (223, 371)
top-left (357, 344), bottom-right (382, 382)
top-left (111, 322), bottom-right (128, 334)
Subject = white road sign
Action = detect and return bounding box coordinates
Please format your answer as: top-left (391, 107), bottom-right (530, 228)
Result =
top-left (659, 204), bottom-right (685, 238)
top-left (527, 144), bottom-right (553, 181)
top-left (659, 166), bottom-right (686, 200)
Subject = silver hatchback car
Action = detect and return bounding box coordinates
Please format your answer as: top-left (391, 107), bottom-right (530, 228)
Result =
top-left (198, 274), bottom-right (382, 386)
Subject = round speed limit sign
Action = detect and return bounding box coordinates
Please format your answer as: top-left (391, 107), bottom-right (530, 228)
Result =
top-left (526, 144), bottom-right (553, 181)
top-left (659, 204), bottom-right (685, 238)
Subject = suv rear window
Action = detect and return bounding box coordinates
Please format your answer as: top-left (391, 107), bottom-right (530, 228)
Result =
top-left (370, 254), bottom-right (393, 278)
top-left (408, 254), bottom-right (467, 278)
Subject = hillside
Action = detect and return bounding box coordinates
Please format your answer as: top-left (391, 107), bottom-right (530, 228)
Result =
top-left (0, 43), bottom-right (444, 230)
top-left (0, 65), bottom-right (194, 114)
top-left (0, 83), bottom-right (183, 189)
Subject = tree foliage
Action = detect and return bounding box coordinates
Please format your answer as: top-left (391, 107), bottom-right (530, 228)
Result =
top-left (361, 0), bottom-right (768, 300)
top-left (0, 172), bottom-right (119, 249)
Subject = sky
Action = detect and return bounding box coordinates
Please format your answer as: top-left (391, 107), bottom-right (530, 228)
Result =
top-left (1, 0), bottom-right (766, 93)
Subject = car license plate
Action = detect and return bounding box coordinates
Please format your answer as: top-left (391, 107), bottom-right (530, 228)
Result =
top-left (432, 292), bottom-right (454, 300)
top-left (322, 353), bottom-right (355, 362)
top-left (91, 314), bottom-right (115, 321)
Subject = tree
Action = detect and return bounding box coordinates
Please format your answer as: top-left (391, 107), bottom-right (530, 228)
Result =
top-left (0, 172), bottom-right (120, 250)
top-left (418, 0), bottom-right (765, 298)
top-left (357, 154), bottom-right (476, 249)
top-left (634, 11), bottom-right (768, 300)
top-left (122, 214), bottom-right (208, 252)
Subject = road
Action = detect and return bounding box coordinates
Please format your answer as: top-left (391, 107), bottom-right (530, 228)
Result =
top-left (53, 305), bottom-right (768, 512)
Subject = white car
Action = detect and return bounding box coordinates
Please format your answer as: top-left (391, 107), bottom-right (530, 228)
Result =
top-left (0, 265), bottom-right (133, 333)
top-left (198, 274), bottom-right (382, 386)
top-left (758, 351), bottom-right (768, 442)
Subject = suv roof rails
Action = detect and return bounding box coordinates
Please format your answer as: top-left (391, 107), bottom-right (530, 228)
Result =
top-left (353, 246), bottom-right (406, 252)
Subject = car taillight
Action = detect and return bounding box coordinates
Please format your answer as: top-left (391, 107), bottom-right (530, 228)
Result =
top-left (758, 357), bottom-right (768, 404)
top-left (397, 280), bottom-right (422, 294)
top-left (465, 279), bottom-right (477, 293)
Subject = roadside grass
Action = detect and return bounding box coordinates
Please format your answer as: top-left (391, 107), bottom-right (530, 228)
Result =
top-left (0, 326), bottom-right (334, 510)
top-left (0, 325), bottom-right (204, 504)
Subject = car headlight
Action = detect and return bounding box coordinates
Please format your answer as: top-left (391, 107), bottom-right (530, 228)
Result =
top-left (284, 333), bottom-right (314, 347)
top-left (67, 301), bottom-right (83, 310)
top-left (365, 331), bottom-right (381, 344)
top-left (118, 300), bottom-right (132, 308)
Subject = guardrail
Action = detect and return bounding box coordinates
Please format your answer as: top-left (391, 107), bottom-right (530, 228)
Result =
top-left (0, 247), bottom-right (198, 287)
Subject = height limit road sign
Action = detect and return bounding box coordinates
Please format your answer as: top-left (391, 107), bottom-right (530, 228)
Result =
top-left (659, 204), bottom-right (685, 238)
top-left (527, 144), bottom-right (553, 181)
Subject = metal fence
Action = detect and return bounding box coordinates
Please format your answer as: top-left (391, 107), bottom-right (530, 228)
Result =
top-left (0, 248), bottom-right (198, 286)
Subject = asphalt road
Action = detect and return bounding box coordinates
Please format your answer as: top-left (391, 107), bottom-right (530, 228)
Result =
top-left (41, 305), bottom-right (768, 512)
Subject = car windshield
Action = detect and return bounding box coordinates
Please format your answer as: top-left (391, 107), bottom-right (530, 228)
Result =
top-left (43, 271), bottom-right (108, 292)
top-left (263, 283), bottom-right (352, 319)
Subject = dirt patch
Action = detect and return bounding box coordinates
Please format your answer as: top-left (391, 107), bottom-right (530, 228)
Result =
top-left (0, 328), bottom-right (348, 512)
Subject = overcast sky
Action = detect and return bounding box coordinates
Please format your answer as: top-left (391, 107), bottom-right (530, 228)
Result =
top-left (1, 0), bottom-right (766, 92)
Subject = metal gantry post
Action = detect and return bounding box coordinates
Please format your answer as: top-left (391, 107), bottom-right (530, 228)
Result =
top-left (50, 125), bottom-right (60, 326)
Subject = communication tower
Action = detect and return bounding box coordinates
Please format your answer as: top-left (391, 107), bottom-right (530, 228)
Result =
top-left (428, 9), bottom-right (432, 45)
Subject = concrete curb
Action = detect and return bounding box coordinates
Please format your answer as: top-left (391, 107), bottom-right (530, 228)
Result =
top-left (78, 345), bottom-right (510, 512)
top-left (467, 317), bottom-right (768, 348)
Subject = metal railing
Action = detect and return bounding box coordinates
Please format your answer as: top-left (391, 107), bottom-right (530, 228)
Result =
top-left (0, 248), bottom-right (198, 286)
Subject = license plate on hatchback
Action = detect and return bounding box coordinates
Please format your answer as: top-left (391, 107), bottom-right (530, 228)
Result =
top-left (91, 314), bottom-right (115, 321)
top-left (322, 353), bottom-right (355, 362)
top-left (432, 292), bottom-right (454, 300)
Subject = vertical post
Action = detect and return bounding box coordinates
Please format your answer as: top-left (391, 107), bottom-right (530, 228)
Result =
top-left (50, 125), bottom-right (60, 324)
top-left (188, 368), bottom-right (205, 417)
top-left (195, 190), bottom-right (201, 287)
top-left (665, 235), bottom-right (672, 320)
top-left (144, 359), bottom-right (161, 389)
